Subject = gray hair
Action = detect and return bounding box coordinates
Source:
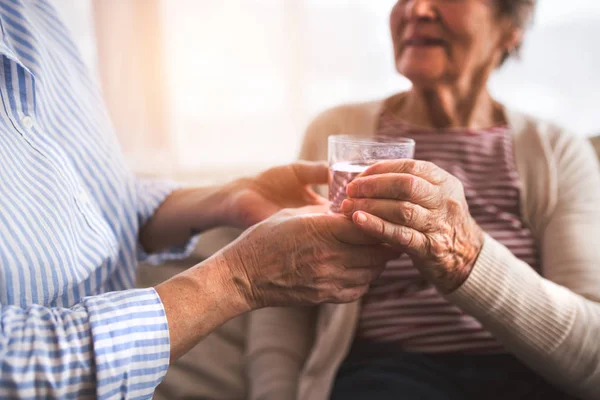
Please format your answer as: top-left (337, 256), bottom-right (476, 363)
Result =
top-left (496, 0), bottom-right (536, 65)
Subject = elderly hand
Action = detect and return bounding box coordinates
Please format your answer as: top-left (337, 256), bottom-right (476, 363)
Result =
top-left (223, 162), bottom-right (329, 229)
top-left (341, 160), bottom-right (484, 294)
top-left (219, 205), bottom-right (399, 309)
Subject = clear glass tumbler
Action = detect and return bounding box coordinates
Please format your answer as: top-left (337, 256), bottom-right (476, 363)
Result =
top-left (328, 135), bottom-right (415, 213)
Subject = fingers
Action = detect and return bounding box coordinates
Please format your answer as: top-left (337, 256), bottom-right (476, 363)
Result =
top-left (291, 161), bottom-right (330, 185)
top-left (338, 244), bottom-right (401, 269)
top-left (351, 211), bottom-right (428, 258)
top-left (341, 198), bottom-right (431, 232)
top-left (359, 159), bottom-right (447, 185)
top-left (322, 265), bottom-right (383, 288)
top-left (320, 256), bottom-right (393, 304)
top-left (329, 286), bottom-right (370, 304)
top-left (321, 214), bottom-right (383, 245)
top-left (347, 173), bottom-right (440, 208)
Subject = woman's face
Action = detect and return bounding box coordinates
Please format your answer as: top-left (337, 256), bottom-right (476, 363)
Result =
top-left (390, 0), bottom-right (517, 87)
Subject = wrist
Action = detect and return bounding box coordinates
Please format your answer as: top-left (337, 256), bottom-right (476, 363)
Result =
top-left (201, 255), bottom-right (252, 314)
top-left (215, 242), bottom-right (260, 311)
top-left (185, 185), bottom-right (232, 234)
top-left (156, 255), bottom-right (251, 361)
top-left (435, 223), bottom-right (484, 295)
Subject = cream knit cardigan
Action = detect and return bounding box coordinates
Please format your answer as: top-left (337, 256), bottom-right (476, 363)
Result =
top-left (247, 100), bottom-right (600, 400)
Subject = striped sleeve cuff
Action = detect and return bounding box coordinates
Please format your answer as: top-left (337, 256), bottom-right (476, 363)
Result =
top-left (445, 233), bottom-right (577, 354)
top-left (82, 288), bottom-right (170, 399)
top-left (135, 178), bottom-right (199, 264)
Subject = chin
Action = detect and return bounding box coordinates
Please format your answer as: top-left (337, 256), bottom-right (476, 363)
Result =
top-left (397, 61), bottom-right (445, 88)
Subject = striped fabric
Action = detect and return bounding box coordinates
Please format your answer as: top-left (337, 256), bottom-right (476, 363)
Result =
top-left (355, 112), bottom-right (540, 354)
top-left (0, 1), bottom-right (188, 398)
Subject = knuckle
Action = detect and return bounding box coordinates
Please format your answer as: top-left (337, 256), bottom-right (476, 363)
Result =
top-left (398, 203), bottom-right (415, 224)
top-left (402, 174), bottom-right (417, 194)
top-left (419, 160), bottom-right (431, 169)
top-left (400, 227), bottom-right (415, 247)
top-left (399, 229), bottom-right (415, 247)
top-left (383, 223), bottom-right (401, 243)
top-left (315, 289), bottom-right (330, 304)
top-left (404, 159), bottom-right (418, 173)
top-left (377, 218), bottom-right (388, 237)
top-left (430, 236), bottom-right (450, 262)
top-left (421, 160), bottom-right (437, 173)
top-left (317, 281), bottom-right (338, 300)
top-left (446, 198), bottom-right (465, 215)
top-left (342, 287), bottom-right (368, 303)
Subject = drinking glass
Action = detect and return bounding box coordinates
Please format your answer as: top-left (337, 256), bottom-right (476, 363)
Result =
top-left (328, 135), bottom-right (415, 213)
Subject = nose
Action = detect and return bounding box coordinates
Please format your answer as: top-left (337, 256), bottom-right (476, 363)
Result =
top-left (404, 0), bottom-right (437, 22)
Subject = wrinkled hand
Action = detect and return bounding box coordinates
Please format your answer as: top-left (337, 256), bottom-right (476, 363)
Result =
top-left (218, 205), bottom-right (400, 309)
top-left (223, 162), bottom-right (329, 229)
top-left (341, 160), bottom-right (484, 294)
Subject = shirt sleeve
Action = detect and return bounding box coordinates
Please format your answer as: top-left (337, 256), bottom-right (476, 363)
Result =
top-left (134, 178), bottom-right (199, 264)
top-left (0, 288), bottom-right (170, 399)
top-left (445, 133), bottom-right (600, 400)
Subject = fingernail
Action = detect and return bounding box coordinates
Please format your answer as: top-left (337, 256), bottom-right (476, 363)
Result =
top-left (355, 212), bottom-right (368, 225)
top-left (341, 199), bottom-right (354, 214)
top-left (346, 183), bottom-right (358, 197)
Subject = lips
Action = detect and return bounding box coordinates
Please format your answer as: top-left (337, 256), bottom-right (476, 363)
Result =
top-left (404, 37), bottom-right (446, 47)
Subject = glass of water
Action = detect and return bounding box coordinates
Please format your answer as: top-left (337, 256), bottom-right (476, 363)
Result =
top-left (328, 135), bottom-right (415, 213)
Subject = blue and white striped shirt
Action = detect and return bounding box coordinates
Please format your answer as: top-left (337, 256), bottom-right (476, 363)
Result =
top-left (0, 1), bottom-right (186, 398)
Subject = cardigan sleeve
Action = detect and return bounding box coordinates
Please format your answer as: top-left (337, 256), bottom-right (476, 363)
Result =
top-left (446, 132), bottom-right (600, 400)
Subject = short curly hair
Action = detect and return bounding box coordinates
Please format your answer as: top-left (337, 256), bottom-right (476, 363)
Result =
top-left (496, 0), bottom-right (536, 65)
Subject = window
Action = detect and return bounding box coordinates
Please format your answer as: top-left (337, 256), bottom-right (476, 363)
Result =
top-left (160, 0), bottom-right (600, 181)
top-left (59, 1), bottom-right (600, 181)
top-left (161, 0), bottom-right (407, 179)
top-left (490, 0), bottom-right (600, 135)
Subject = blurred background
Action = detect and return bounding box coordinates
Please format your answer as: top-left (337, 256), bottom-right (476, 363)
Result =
top-left (54, 0), bottom-right (600, 184)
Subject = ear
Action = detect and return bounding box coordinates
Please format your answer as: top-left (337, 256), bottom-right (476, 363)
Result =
top-left (502, 25), bottom-right (524, 54)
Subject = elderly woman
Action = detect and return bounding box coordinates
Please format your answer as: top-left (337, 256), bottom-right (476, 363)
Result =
top-left (247, 1), bottom-right (600, 399)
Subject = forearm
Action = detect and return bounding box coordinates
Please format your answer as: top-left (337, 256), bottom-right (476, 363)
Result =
top-left (155, 253), bottom-right (251, 362)
top-left (446, 235), bottom-right (600, 399)
top-left (140, 186), bottom-right (229, 254)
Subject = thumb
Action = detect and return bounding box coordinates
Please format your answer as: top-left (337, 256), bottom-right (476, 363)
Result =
top-left (292, 161), bottom-right (330, 185)
top-left (286, 204), bottom-right (330, 216)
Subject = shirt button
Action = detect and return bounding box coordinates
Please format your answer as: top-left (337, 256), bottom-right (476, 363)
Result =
top-left (78, 191), bottom-right (89, 205)
top-left (21, 115), bottom-right (34, 129)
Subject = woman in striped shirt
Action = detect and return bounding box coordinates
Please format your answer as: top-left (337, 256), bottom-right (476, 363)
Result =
top-left (247, 1), bottom-right (600, 399)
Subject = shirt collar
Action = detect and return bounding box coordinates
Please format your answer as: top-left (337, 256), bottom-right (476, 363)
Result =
top-left (0, 15), bottom-right (31, 74)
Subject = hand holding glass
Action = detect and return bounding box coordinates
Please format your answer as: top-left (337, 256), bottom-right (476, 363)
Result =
top-left (328, 135), bottom-right (415, 213)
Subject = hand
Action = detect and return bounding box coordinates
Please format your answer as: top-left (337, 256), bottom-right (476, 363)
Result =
top-left (341, 160), bottom-right (484, 294)
top-left (223, 162), bottom-right (329, 229)
top-left (217, 205), bottom-right (400, 309)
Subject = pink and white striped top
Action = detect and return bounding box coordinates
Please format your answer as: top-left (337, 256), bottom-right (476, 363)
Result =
top-left (355, 112), bottom-right (541, 354)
